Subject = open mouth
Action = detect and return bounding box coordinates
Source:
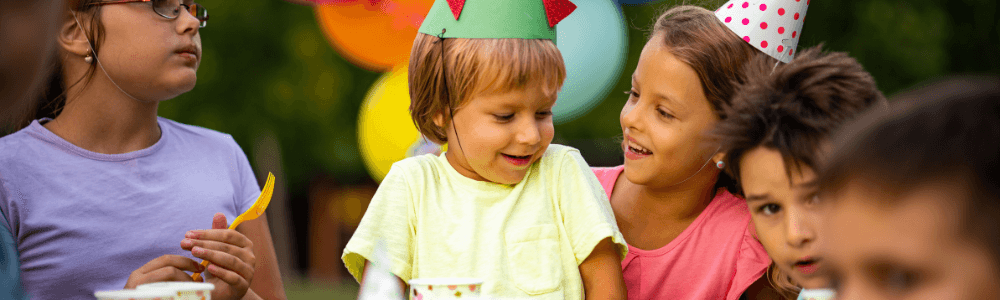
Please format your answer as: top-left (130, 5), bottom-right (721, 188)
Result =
top-left (624, 138), bottom-right (653, 160)
top-left (627, 142), bottom-right (652, 155)
top-left (794, 258), bottom-right (822, 274)
top-left (502, 154), bottom-right (532, 166)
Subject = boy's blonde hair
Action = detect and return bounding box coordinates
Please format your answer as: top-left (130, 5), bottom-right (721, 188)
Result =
top-left (408, 33), bottom-right (566, 144)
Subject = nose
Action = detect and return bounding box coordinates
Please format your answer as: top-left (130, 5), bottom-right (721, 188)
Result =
top-left (176, 5), bottom-right (201, 35)
top-left (515, 118), bottom-right (542, 146)
top-left (620, 99), bottom-right (641, 132)
top-left (786, 207), bottom-right (817, 248)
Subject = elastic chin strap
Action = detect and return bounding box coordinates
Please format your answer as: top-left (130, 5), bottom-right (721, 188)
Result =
top-left (437, 29), bottom-right (465, 159)
top-left (71, 10), bottom-right (144, 103)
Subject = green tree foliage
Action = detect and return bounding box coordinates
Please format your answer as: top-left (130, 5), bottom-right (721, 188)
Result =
top-left (162, 0), bottom-right (999, 204)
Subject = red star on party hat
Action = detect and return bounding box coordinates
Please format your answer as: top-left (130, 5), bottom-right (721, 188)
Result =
top-left (716, 0), bottom-right (810, 63)
top-left (420, 0), bottom-right (576, 40)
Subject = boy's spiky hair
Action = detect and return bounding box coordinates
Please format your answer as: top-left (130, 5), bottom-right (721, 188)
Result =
top-left (716, 45), bottom-right (886, 194)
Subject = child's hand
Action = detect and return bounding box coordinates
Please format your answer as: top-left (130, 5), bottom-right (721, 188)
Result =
top-left (181, 213), bottom-right (257, 300)
top-left (124, 255), bottom-right (203, 288)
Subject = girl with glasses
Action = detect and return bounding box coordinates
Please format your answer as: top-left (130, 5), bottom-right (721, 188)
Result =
top-left (0, 1), bottom-right (285, 299)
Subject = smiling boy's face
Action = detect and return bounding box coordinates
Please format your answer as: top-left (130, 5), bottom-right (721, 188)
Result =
top-left (823, 179), bottom-right (1000, 300)
top-left (438, 83), bottom-right (556, 185)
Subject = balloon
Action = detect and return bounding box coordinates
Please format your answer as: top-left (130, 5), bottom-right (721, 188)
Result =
top-left (357, 67), bottom-right (442, 182)
top-left (315, 0), bottom-right (434, 72)
top-left (554, 0), bottom-right (628, 124)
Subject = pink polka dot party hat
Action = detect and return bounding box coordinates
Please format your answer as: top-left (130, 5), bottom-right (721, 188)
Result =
top-left (715, 0), bottom-right (810, 63)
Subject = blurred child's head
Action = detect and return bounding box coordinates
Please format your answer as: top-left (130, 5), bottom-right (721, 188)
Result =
top-left (620, 5), bottom-right (757, 190)
top-left (36, 0), bottom-right (204, 120)
top-left (0, 0), bottom-right (63, 131)
top-left (819, 77), bottom-right (1000, 299)
top-left (715, 46), bottom-right (885, 295)
top-left (408, 33), bottom-right (566, 184)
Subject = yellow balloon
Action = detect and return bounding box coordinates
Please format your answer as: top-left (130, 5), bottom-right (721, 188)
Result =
top-left (358, 67), bottom-right (441, 182)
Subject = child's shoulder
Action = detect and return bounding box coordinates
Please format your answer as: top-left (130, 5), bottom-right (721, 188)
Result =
top-left (0, 121), bottom-right (55, 162)
top-left (538, 144), bottom-right (587, 168)
top-left (388, 153), bottom-right (444, 177)
top-left (157, 117), bottom-right (241, 150)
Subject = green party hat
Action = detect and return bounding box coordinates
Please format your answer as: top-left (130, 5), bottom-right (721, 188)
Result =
top-left (418, 0), bottom-right (577, 40)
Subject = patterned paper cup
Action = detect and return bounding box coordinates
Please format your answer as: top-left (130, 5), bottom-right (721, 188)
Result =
top-left (138, 282), bottom-right (215, 300)
top-left (94, 289), bottom-right (175, 300)
top-left (408, 278), bottom-right (483, 300)
top-left (797, 289), bottom-right (836, 300)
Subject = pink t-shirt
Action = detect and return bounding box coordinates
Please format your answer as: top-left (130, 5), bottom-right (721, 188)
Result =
top-left (594, 166), bottom-right (770, 300)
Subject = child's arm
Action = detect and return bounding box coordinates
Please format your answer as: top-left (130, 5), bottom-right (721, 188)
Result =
top-left (342, 161), bottom-right (416, 285)
top-left (551, 148), bottom-right (628, 299)
top-left (359, 261), bottom-right (408, 297)
top-left (579, 238), bottom-right (626, 300)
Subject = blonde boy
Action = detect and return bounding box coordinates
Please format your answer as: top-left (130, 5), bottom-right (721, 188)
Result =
top-left (342, 1), bottom-right (627, 299)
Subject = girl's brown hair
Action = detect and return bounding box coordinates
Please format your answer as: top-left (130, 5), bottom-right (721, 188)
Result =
top-left (24, 1), bottom-right (107, 128)
top-left (407, 33), bottom-right (566, 144)
top-left (651, 5), bottom-right (759, 118)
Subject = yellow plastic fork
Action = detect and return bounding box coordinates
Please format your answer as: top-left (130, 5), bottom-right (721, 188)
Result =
top-left (191, 172), bottom-right (275, 281)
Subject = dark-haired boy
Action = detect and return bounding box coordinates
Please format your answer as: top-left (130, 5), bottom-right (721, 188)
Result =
top-left (716, 45), bottom-right (886, 298)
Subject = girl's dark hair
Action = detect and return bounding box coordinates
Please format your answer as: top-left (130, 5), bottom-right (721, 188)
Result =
top-left (650, 5), bottom-right (761, 193)
top-left (820, 76), bottom-right (1000, 264)
top-left (25, 1), bottom-right (106, 128)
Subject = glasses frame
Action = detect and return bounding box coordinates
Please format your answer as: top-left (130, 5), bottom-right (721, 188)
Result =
top-left (87, 0), bottom-right (209, 28)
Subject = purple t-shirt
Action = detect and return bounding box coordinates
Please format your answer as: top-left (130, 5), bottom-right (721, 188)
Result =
top-left (0, 118), bottom-right (259, 300)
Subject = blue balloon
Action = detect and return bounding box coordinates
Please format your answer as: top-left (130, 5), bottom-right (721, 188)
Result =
top-left (555, 0), bottom-right (628, 124)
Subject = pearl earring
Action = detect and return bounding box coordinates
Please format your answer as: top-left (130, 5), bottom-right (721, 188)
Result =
top-left (716, 160), bottom-right (725, 169)
top-left (84, 52), bottom-right (93, 64)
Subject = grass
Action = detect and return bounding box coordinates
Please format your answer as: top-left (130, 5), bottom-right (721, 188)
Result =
top-left (284, 278), bottom-right (360, 300)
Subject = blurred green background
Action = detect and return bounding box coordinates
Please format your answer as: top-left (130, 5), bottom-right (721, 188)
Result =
top-left (159, 0), bottom-right (999, 296)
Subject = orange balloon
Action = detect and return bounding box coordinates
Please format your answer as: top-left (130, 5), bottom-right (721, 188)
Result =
top-left (315, 0), bottom-right (434, 71)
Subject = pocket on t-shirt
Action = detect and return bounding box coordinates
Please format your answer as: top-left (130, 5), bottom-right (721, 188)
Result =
top-left (505, 224), bottom-right (563, 295)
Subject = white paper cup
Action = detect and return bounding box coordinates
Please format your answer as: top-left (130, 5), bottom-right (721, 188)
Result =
top-left (94, 289), bottom-right (175, 300)
top-left (797, 288), bottom-right (836, 300)
top-left (137, 282), bottom-right (215, 300)
top-left (408, 278), bottom-right (483, 300)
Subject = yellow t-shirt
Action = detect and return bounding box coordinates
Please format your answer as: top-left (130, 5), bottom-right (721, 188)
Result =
top-left (342, 144), bottom-right (627, 299)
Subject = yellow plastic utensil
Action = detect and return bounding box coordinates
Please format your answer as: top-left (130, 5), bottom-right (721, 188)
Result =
top-left (191, 172), bottom-right (275, 281)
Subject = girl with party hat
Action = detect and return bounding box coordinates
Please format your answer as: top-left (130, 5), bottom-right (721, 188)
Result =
top-left (591, 4), bottom-right (773, 300)
top-left (342, 0), bottom-right (628, 299)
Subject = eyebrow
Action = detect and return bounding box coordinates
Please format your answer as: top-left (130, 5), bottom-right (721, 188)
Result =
top-left (745, 193), bottom-right (771, 202)
top-left (795, 179), bottom-right (820, 188)
top-left (631, 75), bottom-right (684, 110)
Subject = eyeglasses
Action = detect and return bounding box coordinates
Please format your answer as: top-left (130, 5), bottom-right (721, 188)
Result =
top-left (88, 0), bottom-right (209, 28)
